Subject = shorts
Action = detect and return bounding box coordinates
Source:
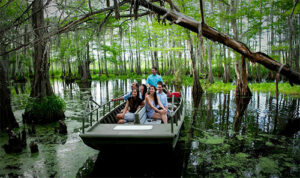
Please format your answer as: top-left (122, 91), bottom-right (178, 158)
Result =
top-left (124, 112), bottom-right (135, 122)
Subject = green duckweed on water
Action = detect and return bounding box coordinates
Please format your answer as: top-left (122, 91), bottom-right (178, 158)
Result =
top-left (1, 83), bottom-right (99, 177)
top-left (185, 129), bottom-right (300, 177)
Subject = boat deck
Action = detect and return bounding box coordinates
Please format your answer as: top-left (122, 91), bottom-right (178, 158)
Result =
top-left (83, 124), bottom-right (175, 138)
top-left (80, 95), bottom-right (184, 150)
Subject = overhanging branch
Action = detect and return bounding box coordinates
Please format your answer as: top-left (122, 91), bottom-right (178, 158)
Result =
top-left (138, 0), bottom-right (300, 85)
top-left (0, 0), bottom-right (130, 57)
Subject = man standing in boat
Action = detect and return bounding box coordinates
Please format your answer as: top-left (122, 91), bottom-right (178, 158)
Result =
top-left (111, 82), bottom-right (142, 101)
top-left (146, 67), bottom-right (163, 88)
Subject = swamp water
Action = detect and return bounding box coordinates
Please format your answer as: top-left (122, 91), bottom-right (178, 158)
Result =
top-left (0, 79), bottom-right (299, 177)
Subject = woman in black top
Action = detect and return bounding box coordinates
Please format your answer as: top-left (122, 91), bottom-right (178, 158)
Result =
top-left (116, 89), bottom-right (143, 124)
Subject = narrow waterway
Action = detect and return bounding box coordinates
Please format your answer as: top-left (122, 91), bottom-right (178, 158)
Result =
top-left (0, 79), bottom-right (299, 177)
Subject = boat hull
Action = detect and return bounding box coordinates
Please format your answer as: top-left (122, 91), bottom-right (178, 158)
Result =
top-left (80, 96), bottom-right (185, 150)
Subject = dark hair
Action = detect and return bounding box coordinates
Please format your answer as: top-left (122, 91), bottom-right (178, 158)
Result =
top-left (136, 83), bottom-right (139, 90)
top-left (129, 89), bottom-right (140, 112)
top-left (157, 81), bottom-right (163, 86)
top-left (141, 84), bottom-right (147, 100)
top-left (149, 85), bottom-right (158, 106)
top-left (152, 67), bottom-right (158, 71)
top-left (129, 89), bottom-right (139, 104)
top-left (132, 82), bottom-right (139, 90)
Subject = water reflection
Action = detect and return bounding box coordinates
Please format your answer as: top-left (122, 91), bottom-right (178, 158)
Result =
top-left (233, 96), bottom-right (251, 133)
top-left (2, 79), bottom-right (300, 177)
top-left (184, 91), bottom-right (300, 177)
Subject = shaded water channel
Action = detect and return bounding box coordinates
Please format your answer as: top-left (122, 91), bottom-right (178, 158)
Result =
top-left (0, 79), bottom-right (299, 177)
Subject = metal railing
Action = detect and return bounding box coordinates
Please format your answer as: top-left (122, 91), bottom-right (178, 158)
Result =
top-left (82, 96), bottom-right (124, 133)
top-left (170, 95), bottom-right (184, 133)
top-left (82, 94), bottom-right (184, 134)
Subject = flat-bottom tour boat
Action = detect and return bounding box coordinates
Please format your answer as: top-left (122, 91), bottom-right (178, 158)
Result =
top-left (79, 92), bottom-right (185, 150)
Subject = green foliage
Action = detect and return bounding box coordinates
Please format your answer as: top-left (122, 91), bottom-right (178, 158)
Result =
top-left (101, 43), bottom-right (121, 64)
top-left (26, 95), bottom-right (66, 117)
top-left (91, 73), bottom-right (144, 81)
top-left (249, 82), bottom-right (300, 97)
top-left (204, 81), bottom-right (235, 93)
top-left (174, 66), bottom-right (185, 86)
top-left (257, 157), bottom-right (280, 175)
top-left (198, 135), bottom-right (224, 145)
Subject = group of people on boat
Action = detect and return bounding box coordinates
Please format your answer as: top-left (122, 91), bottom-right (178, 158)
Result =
top-left (111, 67), bottom-right (171, 124)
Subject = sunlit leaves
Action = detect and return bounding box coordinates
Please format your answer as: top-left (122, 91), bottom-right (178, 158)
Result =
top-left (101, 43), bottom-right (121, 64)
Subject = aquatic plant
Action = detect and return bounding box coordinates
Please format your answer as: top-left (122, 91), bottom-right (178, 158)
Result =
top-left (185, 129), bottom-right (299, 177)
top-left (249, 82), bottom-right (300, 97)
top-left (24, 95), bottom-right (66, 123)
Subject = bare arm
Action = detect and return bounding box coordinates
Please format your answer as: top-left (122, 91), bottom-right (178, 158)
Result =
top-left (122, 100), bottom-right (129, 114)
top-left (139, 100), bottom-right (145, 107)
top-left (146, 97), bottom-right (159, 112)
top-left (157, 96), bottom-right (167, 114)
top-left (112, 96), bottom-right (124, 101)
top-left (157, 96), bottom-right (166, 109)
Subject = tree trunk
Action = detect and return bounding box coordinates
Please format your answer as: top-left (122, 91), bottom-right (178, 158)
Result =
top-left (25, 24), bottom-right (33, 77)
top-left (66, 33), bottom-right (72, 78)
top-left (154, 37), bottom-right (159, 69)
top-left (22, 0), bottom-right (65, 124)
top-left (103, 28), bottom-right (109, 77)
top-left (230, 0), bottom-right (243, 93)
top-left (0, 42), bottom-right (19, 131)
top-left (83, 43), bottom-right (91, 82)
top-left (187, 31), bottom-right (203, 98)
top-left (135, 24), bottom-right (142, 75)
top-left (120, 26), bottom-right (127, 74)
top-left (30, 0), bottom-right (53, 99)
top-left (235, 55), bottom-right (252, 97)
top-left (97, 33), bottom-right (102, 76)
top-left (295, 43), bottom-right (299, 72)
top-left (208, 41), bottom-right (214, 84)
top-left (129, 21), bottom-right (134, 73)
top-left (119, 27), bottom-right (123, 74)
top-left (256, 0), bottom-right (263, 82)
top-left (222, 45), bottom-right (228, 82)
top-left (289, 0), bottom-right (298, 69)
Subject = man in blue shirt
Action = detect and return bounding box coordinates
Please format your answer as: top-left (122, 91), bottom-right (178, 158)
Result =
top-left (111, 82), bottom-right (142, 101)
top-left (146, 67), bottom-right (163, 88)
top-left (156, 82), bottom-right (168, 112)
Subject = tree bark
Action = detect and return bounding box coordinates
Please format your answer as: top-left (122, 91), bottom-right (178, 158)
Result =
top-left (187, 31), bottom-right (203, 97)
top-left (266, 0), bottom-right (275, 81)
top-left (0, 42), bottom-right (19, 131)
top-left (30, 0), bottom-right (53, 99)
top-left (256, 0), bottom-right (262, 82)
top-left (235, 55), bottom-right (251, 97)
top-left (138, 0), bottom-right (300, 85)
top-left (129, 20), bottom-right (134, 73)
top-left (208, 41), bottom-right (214, 84)
top-left (80, 42), bottom-right (91, 83)
top-left (135, 23), bottom-right (142, 75)
top-left (119, 26), bottom-right (125, 74)
top-left (289, 0), bottom-right (298, 68)
top-left (103, 27), bottom-right (109, 77)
